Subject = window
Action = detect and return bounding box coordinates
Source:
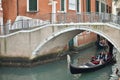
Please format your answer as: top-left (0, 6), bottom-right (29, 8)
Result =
top-left (106, 5), bottom-right (109, 13)
top-left (86, 0), bottom-right (91, 12)
top-left (101, 3), bottom-right (105, 12)
top-left (27, 0), bottom-right (38, 12)
top-left (76, 0), bottom-right (80, 12)
top-left (61, 0), bottom-right (66, 12)
top-left (96, 0), bottom-right (99, 12)
top-left (109, 6), bottom-right (111, 13)
top-left (69, 0), bottom-right (76, 10)
top-left (69, 0), bottom-right (81, 13)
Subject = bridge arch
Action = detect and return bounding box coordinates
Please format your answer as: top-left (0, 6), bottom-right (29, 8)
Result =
top-left (32, 25), bottom-right (118, 58)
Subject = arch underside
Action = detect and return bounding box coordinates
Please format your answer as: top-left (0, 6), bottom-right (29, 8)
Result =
top-left (33, 25), bottom-right (120, 57)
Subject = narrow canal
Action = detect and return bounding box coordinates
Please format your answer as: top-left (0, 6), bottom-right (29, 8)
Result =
top-left (0, 45), bottom-right (112, 80)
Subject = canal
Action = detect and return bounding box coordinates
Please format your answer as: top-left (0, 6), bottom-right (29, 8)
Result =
top-left (0, 45), bottom-right (112, 80)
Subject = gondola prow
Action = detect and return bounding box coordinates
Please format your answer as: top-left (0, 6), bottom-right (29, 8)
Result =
top-left (67, 55), bottom-right (71, 69)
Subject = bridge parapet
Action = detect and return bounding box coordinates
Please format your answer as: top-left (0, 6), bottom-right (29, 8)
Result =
top-left (31, 23), bottom-right (120, 58)
top-left (0, 23), bottom-right (120, 59)
top-left (0, 12), bottom-right (120, 35)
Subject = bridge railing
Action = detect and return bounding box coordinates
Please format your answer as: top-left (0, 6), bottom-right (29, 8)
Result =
top-left (0, 19), bottom-right (50, 35)
top-left (55, 12), bottom-right (120, 24)
top-left (0, 12), bottom-right (120, 35)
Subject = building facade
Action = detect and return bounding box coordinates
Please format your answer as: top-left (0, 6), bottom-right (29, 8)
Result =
top-left (1, 0), bottom-right (112, 50)
top-left (0, 0), bottom-right (3, 25)
top-left (112, 0), bottom-right (120, 16)
top-left (2, 0), bottom-right (112, 24)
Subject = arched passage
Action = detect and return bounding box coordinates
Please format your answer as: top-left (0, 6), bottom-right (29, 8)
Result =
top-left (32, 26), bottom-right (118, 58)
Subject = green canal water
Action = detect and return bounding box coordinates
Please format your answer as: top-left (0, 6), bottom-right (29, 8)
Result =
top-left (0, 46), bottom-right (112, 80)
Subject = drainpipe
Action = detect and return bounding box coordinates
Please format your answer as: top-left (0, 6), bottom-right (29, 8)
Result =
top-left (17, 0), bottom-right (19, 16)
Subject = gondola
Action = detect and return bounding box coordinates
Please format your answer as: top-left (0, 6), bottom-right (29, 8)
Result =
top-left (67, 55), bottom-right (116, 74)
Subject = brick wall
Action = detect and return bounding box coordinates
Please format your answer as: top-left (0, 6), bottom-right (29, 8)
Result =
top-left (2, 0), bottom-right (17, 24)
top-left (77, 32), bottom-right (97, 46)
top-left (2, 0), bottom-right (112, 24)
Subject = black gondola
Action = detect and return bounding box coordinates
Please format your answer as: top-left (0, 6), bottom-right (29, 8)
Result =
top-left (68, 55), bottom-right (116, 74)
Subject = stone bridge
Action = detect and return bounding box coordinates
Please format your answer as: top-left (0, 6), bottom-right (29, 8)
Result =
top-left (0, 13), bottom-right (120, 59)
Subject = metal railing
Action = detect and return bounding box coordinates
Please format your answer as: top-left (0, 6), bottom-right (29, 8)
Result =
top-left (56, 12), bottom-right (120, 24)
top-left (0, 12), bottom-right (120, 35)
top-left (0, 19), bottom-right (50, 35)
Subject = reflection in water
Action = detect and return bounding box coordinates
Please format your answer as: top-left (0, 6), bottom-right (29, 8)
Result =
top-left (0, 46), bottom-right (112, 80)
top-left (73, 74), bottom-right (82, 80)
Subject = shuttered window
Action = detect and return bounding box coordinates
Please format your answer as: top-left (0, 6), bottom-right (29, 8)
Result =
top-left (96, 1), bottom-right (99, 12)
top-left (86, 0), bottom-right (91, 12)
top-left (77, 0), bottom-right (79, 12)
top-left (101, 3), bottom-right (105, 12)
top-left (69, 0), bottom-right (76, 10)
top-left (61, 0), bottom-right (65, 11)
top-left (27, 0), bottom-right (38, 12)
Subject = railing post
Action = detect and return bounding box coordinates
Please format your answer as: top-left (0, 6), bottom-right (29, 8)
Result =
top-left (98, 13), bottom-right (101, 22)
top-left (27, 19), bottom-right (30, 29)
top-left (82, 13), bottom-right (84, 22)
top-left (50, 13), bottom-right (52, 24)
top-left (51, 13), bottom-right (56, 24)
top-left (64, 12), bottom-right (66, 23)
top-left (22, 19), bottom-right (24, 30)
top-left (101, 13), bottom-right (105, 22)
top-left (90, 12), bottom-right (92, 22)
top-left (0, 22), bottom-right (3, 35)
top-left (77, 13), bottom-right (80, 23)
top-left (4, 19), bottom-right (11, 34)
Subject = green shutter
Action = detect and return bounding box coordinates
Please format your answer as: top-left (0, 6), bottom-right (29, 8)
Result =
top-left (77, 0), bottom-right (79, 12)
top-left (96, 1), bottom-right (99, 12)
top-left (101, 3), bottom-right (105, 12)
top-left (86, 0), bottom-right (91, 12)
top-left (61, 0), bottom-right (64, 11)
top-left (29, 0), bottom-right (37, 11)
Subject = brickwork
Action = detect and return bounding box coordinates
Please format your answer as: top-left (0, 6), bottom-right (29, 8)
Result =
top-left (77, 32), bottom-right (97, 46)
top-left (2, 0), bottom-right (17, 24)
top-left (2, 0), bottom-right (112, 24)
